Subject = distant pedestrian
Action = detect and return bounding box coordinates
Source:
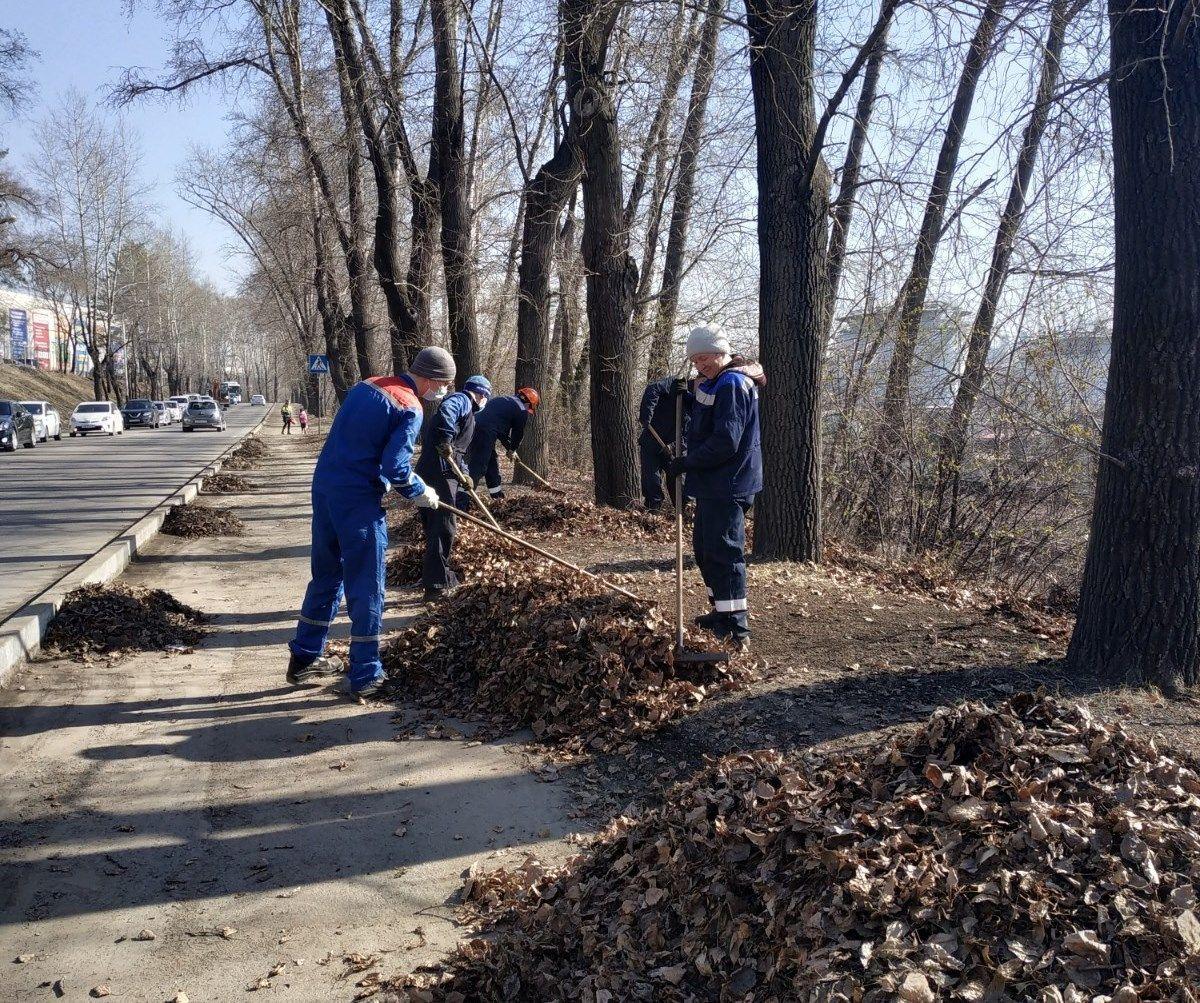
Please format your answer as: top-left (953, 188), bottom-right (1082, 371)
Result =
top-left (281, 402), bottom-right (294, 435)
top-left (298, 407), bottom-right (309, 433)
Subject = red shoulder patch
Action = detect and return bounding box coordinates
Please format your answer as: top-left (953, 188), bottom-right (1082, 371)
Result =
top-left (365, 376), bottom-right (421, 410)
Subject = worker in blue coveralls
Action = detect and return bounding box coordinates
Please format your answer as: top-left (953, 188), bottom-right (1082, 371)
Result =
top-left (668, 326), bottom-right (765, 650)
top-left (285, 346), bottom-right (456, 698)
top-left (414, 374), bottom-right (493, 603)
top-left (638, 375), bottom-right (690, 511)
top-left (466, 387), bottom-right (540, 500)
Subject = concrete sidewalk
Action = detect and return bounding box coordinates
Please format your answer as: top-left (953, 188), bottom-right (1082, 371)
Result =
top-left (0, 434), bottom-right (573, 1000)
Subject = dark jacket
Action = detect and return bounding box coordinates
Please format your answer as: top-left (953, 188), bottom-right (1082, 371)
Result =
top-left (312, 376), bottom-right (426, 500)
top-left (472, 394), bottom-right (530, 452)
top-left (682, 359), bottom-right (765, 500)
top-left (639, 377), bottom-right (689, 449)
top-left (415, 390), bottom-right (476, 484)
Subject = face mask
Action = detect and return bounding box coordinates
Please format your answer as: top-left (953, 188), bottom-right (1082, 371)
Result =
top-left (423, 385), bottom-right (448, 402)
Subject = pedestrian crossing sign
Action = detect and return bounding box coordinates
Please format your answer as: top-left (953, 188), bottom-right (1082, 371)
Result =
top-left (307, 354), bottom-right (330, 374)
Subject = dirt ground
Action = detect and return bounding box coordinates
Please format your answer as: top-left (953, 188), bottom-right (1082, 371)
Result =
top-left (0, 435), bottom-right (574, 1001)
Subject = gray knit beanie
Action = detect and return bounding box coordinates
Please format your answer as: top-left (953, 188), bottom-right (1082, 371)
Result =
top-left (685, 325), bottom-right (731, 358)
top-left (409, 346), bottom-right (457, 381)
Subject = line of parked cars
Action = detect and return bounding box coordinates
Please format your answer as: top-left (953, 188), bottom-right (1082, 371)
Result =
top-left (0, 392), bottom-right (261, 453)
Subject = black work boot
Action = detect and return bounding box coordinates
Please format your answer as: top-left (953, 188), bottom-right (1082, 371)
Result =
top-left (287, 653), bottom-right (344, 687)
top-left (693, 610), bottom-right (722, 631)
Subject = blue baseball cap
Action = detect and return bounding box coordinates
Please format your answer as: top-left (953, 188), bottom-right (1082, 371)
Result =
top-left (462, 375), bottom-right (492, 398)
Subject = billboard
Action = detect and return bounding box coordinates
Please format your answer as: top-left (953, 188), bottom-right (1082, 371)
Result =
top-left (9, 308), bottom-right (28, 362)
top-left (32, 316), bottom-right (51, 368)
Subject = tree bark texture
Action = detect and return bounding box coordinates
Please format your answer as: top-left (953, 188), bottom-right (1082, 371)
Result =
top-left (431, 0), bottom-right (481, 378)
top-left (745, 0), bottom-right (830, 561)
top-left (564, 0), bottom-right (641, 507)
top-left (514, 134), bottom-right (582, 480)
top-left (1066, 0), bottom-right (1200, 690)
top-left (648, 0), bottom-right (724, 379)
top-left (924, 0), bottom-right (1073, 541)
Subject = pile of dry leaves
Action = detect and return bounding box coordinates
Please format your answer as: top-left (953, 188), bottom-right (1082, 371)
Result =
top-left (42, 583), bottom-right (207, 659)
top-left (488, 494), bottom-right (675, 540)
top-left (202, 472), bottom-right (253, 494)
top-left (162, 502), bottom-right (245, 538)
top-left (382, 558), bottom-right (749, 756)
top-left (223, 435), bottom-right (268, 470)
top-left (390, 692), bottom-right (1200, 1001)
top-left (385, 519), bottom-right (526, 588)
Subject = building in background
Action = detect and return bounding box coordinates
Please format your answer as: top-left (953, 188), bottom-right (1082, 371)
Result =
top-left (0, 285), bottom-right (94, 375)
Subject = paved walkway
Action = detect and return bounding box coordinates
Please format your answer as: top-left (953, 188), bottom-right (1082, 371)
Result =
top-left (0, 434), bottom-right (572, 1000)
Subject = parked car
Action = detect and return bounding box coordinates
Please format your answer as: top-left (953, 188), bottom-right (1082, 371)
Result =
top-left (70, 401), bottom-right (124, 437)
top-left (0, 400), bottom-right (36, 451)
top-left (18, 400), bottom-right (62, 442)
top-left (122, 398), bottom-right (167, 429)
top-left (182, 399), bottom-right (227, 432)
top-left (250, 394), bottom-right (267, 406)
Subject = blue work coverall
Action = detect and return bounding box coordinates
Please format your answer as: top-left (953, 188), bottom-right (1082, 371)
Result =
top-left (638, 377), bottom-right (689, 510)
top-left (466, 394), bottom-right (529, 496)
top-left (289, 376), bottom-right (428, 690)
top-left (681, 363), bottom-right (764, 640)
top-left (413, 390), bottom-right (476, 593)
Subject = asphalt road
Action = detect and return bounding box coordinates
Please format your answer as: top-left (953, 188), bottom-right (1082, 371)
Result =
top-left (0, 405), bottom-right (269, 625)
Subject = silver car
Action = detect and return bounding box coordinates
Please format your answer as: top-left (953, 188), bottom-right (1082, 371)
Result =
top-left (182, 400), bottom-right (227, 432)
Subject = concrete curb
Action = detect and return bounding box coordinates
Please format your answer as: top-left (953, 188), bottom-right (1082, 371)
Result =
top-left (0, 406), bottom-right (274, 688)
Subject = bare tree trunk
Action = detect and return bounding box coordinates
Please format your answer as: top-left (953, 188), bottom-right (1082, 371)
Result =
top-left (875, 0), bottom-right (1006, 466)
top-left (556, 196), bottom-right (581, 393)
top-left (514, 132), bottom-right (582, 480)
top-left (647, 0), bottom-right (723, 379)
top-left (564, 0), bottom-right (641, 507)
top-left (431, 0), bottom-right (481, 377)
top-left (745, 0), bottom-right (830, 561)
top-left (821, 14), bottom-right (889, 346)
top-left (1066, 0), bottom-right (1200, 691)
top-left (924, 0), bottom-right (1074, 542)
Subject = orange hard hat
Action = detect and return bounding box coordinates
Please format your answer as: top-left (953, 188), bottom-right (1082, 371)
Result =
top-left (517, 387), bottom-right (540, 412)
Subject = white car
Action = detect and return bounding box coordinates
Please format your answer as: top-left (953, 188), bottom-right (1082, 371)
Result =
top-left (167, 396), bottom-right (189, 421)
top-left (70, 401), bottom-right (124, 437)
top-left (19, 400), bottom-right (62, 442)
top-left (250, 394), bottom-right (266, 406)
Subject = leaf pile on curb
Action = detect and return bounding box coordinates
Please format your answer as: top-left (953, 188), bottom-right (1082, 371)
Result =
top-left (382, 559), bottom-right (749, 756)
top-left (386, 520), bottom-right (527, 588)
top-left (202, 472), bottom-right (253, 494)
top-left (162, 503), bottom-right (245, 538)
top-left (387, 692), bottom-right (1200, 1001)
top-left (223, 435), bottom-right (268, 470)
top-left (42, 583), bottom-right (207, 658)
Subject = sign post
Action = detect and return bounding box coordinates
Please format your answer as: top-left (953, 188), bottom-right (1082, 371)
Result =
top-left (307, 355), bottom-right (330, 434)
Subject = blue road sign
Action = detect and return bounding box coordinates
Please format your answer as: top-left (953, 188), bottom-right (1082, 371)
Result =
top-left (307, 354), bottom-right (330, 374)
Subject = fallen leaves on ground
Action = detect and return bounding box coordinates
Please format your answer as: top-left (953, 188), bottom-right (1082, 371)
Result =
top-left (202, 472), bottom-right (254, 494)
top-left (223, 434), bottom-right (268, 470)
top-left (387, 692), bottom-right (1200, 1000)
top-left (385, 520), bottom-right (527, 588)
top-left (42, 583), bottom-right (207, 659)
top-left (162, 502), bottom-right (245, 538)
top-left (382, 557), bottom-right (750, 757)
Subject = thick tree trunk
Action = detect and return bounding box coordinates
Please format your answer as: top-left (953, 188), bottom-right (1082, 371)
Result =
top-left (431, 0), bottom-right (481, 378)
top-left (564, 0), bottom-right (641, 507)
top-left (924, 0), bottom-right (1073, 542)
top-left (647, 0), bottom-right (723, 379)
top-left (745, 0), bottom-right (830, 561)
top-left (556, 199), bottom-right (581, 393)
top-left (514, 135), bottom-right (582, 480)
top-left (875, 0), bottom-right (1006, 457)
top-left (1066, 0), bottom-right (1200, 691)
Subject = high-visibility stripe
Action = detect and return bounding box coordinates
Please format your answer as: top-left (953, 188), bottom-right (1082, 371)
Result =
top-left (694, 388), bottom-right (716, 406)
top-left (706, 587), bottom-right (714, 599)
top-left (349, 634), bottom-right (381, 643)
top-left (714, 598), bottom-right (748, 613)
top-left (299, 614), bottom-right (333, 628)
top-left (488, 486), bottom-right (503, 495)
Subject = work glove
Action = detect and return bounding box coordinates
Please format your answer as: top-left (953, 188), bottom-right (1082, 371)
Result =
top-left (671, 377), bottom-right (689, 396)
top-left (667, 456), bottom-right (688, 479)
top-left (436, 441), bottom-right (453, 459)
top-left (414, 485), bottom-right (440, 510)
top-left (504, 448), bottom-right (515, 460)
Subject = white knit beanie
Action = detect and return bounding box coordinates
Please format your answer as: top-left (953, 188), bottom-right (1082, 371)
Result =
top-left (685, 325), bottom-right (731, 358)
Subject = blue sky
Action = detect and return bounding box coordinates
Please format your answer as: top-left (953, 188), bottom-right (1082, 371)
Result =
top-left (6, 1), bottom-right (243, 292)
